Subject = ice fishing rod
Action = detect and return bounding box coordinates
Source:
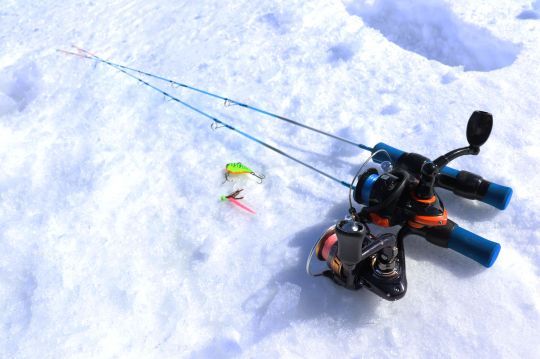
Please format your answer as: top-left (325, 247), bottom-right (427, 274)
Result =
top-left (67, 45), bottom-right (373, 152)
top-left (61, 47), bottom-right (513, 211)
top-left (59, 48), bottom-right (351, 188)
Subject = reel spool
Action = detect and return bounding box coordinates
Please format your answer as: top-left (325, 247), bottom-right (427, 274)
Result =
top-left (308, 219), bottom-right (407, 299)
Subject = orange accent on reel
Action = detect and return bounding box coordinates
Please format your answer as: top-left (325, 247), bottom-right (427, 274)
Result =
top-left (411, 193), bottom-right (437, 204)
top-left (407, 221), bottom-right (425, 229)
top-left (369, 213), bottom-right (391, 227)
top-left (410, 209), bottom-right (448, 228)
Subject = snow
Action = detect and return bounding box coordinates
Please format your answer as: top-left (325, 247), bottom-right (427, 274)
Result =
top-left (1, 0), bottom-right (539, 358)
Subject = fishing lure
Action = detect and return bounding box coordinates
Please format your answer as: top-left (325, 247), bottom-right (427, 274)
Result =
top-left (224, 162), bottom-right (265, 183)
top-left (220, 189), bottom-right (256, 214)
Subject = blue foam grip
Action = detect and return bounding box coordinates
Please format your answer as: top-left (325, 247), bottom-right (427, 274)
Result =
top-left (448, 226), bottom-right (501, 267)
top-left (483, 183), bottom-right (513, 210)
top-left (440, 167), bottom-right (513, 210)
top-left (372, 142), bottom-right (405, 163)
top-left (374, 142), bottom-right (513, 210)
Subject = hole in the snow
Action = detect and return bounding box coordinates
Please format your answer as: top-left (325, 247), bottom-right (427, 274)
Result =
top-left (343, 0), bottom-right (521, 72)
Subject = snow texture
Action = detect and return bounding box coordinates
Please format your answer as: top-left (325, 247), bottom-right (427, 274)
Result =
top-left (1, 0), bottom-right (539, 358)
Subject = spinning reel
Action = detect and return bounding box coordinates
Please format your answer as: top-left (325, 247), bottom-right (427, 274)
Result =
top-left (307, 111), bottom-right (512, 300)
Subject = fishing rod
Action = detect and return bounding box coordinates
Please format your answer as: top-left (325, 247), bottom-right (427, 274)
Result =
top-left (69, 45), bottom-right (373, 152)
top-left (61, 48), bottom-right (514, 300)
top-left (62, 47), bottom-right (512, 211)
top-left (59, 48), bottom-right (352, 188)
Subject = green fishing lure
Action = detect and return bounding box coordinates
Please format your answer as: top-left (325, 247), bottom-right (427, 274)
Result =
top-left (224, 162), bottom-right (265, 183)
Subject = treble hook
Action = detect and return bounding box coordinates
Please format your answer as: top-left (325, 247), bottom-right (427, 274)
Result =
top-left (220, 189), bottom-right (256, 214)
top-left (250, 172), bottom-right (265, 184)
top-left (222, 172), bottom-right (232, 184)
top-left (225, 189), bottom-right (244, 200)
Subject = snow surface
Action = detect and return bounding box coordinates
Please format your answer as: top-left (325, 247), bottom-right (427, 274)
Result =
top-left (1, 0), bottom-right (540, 358)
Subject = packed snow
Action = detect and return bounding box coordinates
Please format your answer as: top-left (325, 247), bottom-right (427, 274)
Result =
top-left (1, 0), bottom-right (539, 358)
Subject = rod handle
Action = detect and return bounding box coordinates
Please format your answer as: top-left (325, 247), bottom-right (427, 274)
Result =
top-left (422, 221), bottom-right (501, 268)
top-left (372, 142), bottom-right (512, 210)
top-left (448, 226), bottom-right (501, 268)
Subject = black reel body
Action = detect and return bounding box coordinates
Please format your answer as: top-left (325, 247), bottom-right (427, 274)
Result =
top-left (309, 111), bottom-right (506, 301)
top-left (314, 220), bottom-right (407, 301)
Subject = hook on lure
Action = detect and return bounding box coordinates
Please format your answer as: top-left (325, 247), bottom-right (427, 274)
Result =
top-left (224, 162), bottom-right (265, 184)
top-left (221, 189), bottom-right (244, 200)
top-left (220, 189), bottom-right (256, 214)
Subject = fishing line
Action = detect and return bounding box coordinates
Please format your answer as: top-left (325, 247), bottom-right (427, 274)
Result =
top-left (60, 48), bottom-right (352, 188)
top-left (69, 46), bottom-right (373, 152)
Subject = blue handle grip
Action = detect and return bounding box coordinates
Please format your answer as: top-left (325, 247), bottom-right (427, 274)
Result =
top-left (373, 142), bottom-right (513, 210)
top-left (482, 183), bottom-right (513, 210)
top-left (373, 142), bottom-right (406, 163)
top-left (448, 226), bottom-right (501, 267)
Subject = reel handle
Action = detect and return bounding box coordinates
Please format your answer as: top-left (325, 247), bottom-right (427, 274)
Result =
top-left (417, 220), bottom-right (501, 268)
top-left (372, 142), bottom-right (512, 210)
